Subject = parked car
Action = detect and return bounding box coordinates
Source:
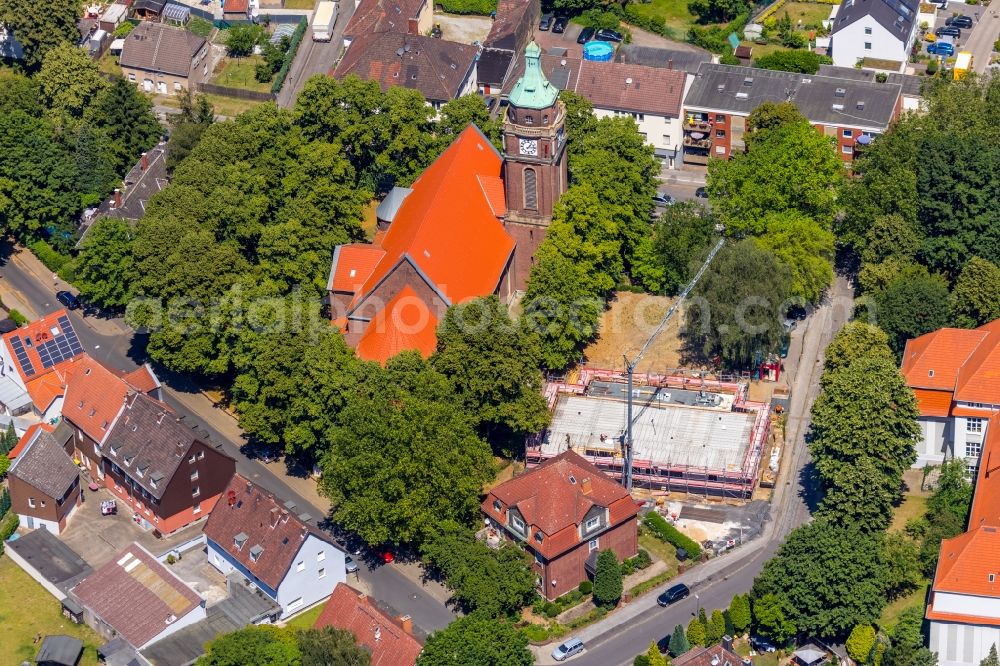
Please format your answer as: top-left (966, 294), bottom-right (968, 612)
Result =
top-left (552, 16), bottom-right (568, 33)
top-left (56, 290), bottom-right (81, 310)
top-left (695, 186), bottom-right (708, 198)
top-left (752, 636), bottom-right (777, 653)
top-left (430, 23), bottom-right (442, 38)
top-left (947, 14), bottom-right (973, 28)
top-left (656, 583), bottom-right (690, 606)
top-left (928, 41), bottom-right (955, 56)
top-left (936, 25), bottom-right (961, 37)
top-left (596, 28), bottom-right (623, 42)
top-left (552, 638), bottom-right (585, 662)
top-left (577, 27), bottom-right (595, 44)
top-left (539, 13), bottom-right (553, 30)
top-left (653, 192), bottom-right (675, 207)
top-left (345, 556), bottom-right (359, 573)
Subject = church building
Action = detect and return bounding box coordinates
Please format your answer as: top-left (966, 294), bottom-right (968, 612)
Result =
top-left (327, 44), bottom-right (567, 364)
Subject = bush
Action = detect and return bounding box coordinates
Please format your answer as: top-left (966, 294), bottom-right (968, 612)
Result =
top-left (435, 0), bottom-right (496, 14)
top-left (166, 554), bottom-right (177, 565)
top-left (188, 16), bottom-right (214, 38)
top-left (543, 602), bottom-right (559, 618)
top-left (29, 239), bottom-right (71, 273)
top-left (255, 61), bottom-right (273, 83)
top-left (847, 625), bottom-right (877, 662)
top-left (634, 656), bottom-right (651, 666)
top-left (621, 558), bottom-right (636, 576)
top-left (634, 549), bottom-right (652, 570)
top-left (0, 511), bottom-right (18, 555)
top-left (271, 19), bottom-right (307, 94)
top-left (720, 53), bottom-right (741, 65)
top-left (8, 309), bottom-right (27, 327)
top-left (579, 580), bottom-right (593, 595)
top-left (643, 513), bottom-right (702, 559)
top-left (926, 58), bottom-right (939, 75)
top-left (593, 550), bottom-right (624, 609)
top-left (113, 21), bottom-right (135, 37)
top-left (577, 9), bottom-right (620, 30)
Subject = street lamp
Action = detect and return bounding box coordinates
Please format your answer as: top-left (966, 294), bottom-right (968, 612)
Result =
top-left (694, 593), bottom-right (701, 618)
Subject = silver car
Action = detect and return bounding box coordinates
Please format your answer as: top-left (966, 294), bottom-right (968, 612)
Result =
top-left (552, 637), bottom-right (585, 661)
top-left (345, 556), bottom-right (359, 573)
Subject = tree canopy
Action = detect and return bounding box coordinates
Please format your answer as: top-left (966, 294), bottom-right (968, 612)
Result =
top-left (593, 549), bottom-right (624, 609)
top-left (823, 321), bottom-right (895, 376)
top-left (0, 0), bottom-right (82, 71)
top-left (951, 257), bottom-right (1000, 328)
top-left (416, 613), bottom-right (533, 666)
top-left (198, 625), bottom-right (302, 666)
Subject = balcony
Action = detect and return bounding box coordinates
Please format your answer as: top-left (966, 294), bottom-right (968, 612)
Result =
top-left (683, 134), bottom-right (711, 149)
top-left (684, 119), bottom-right (713, 133)
top-left (476, 525), bottom-right (506, 549)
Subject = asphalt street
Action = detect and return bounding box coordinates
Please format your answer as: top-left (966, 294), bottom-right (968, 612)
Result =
top-left (0, 253), bottom-right (457, 635)
top-left (275, 5), bottom-right (354, 108)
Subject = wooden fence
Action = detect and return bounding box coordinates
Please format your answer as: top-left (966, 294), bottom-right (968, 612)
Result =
top-left (194, 82), bottom-right (276, 101)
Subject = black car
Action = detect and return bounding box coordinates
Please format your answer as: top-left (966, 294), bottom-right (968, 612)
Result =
top-left (577, 27), bottom-right (595, 44)
top-left (539, 13), bottom-right (553, 30)
top-left (947, 14), bottom-right (973, 28)
top-left (695, 186), bottom-right (708, 199)
top-left (937, 25), bottom-right (961, 37)
top-left (552, 16), bottom-right (568, 33)
top-left (56, 290), bottom-right (81, 310)
top-left (656, 583), bottom-right (690, 607)
top-left (595, 28), bottom-right (623, 42)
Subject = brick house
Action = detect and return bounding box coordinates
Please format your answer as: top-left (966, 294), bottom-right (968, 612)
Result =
top-left (119, 22), bottom-right (208, 94)
top-left (681, 63), bottom-right (902, 165)
top-left (342, 0), bottom-right (433, 49)
top-left (314, 583), bottom-right (423, 666)
top-left (8, 427), bottom-right (82, 533)
top-left (674, 638), bottom-right (747, 666)
top-left (481, 450), bottom-right (641, 600)
top-left (205, 474), bottom-right (346, 619)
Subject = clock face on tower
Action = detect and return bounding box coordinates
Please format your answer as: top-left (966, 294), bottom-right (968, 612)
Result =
top-left (519, 138), bottom-right (538, 156)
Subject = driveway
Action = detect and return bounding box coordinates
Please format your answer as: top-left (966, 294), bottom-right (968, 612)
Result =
top-left (957, 4), bottom-right (1000, 72)
top-left (276, 4), bottom-right (355, 108)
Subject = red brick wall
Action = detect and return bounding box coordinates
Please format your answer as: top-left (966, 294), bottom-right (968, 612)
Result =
top-left (503, 221), bottom-right (546, 292)
top-left (9, 474), bottom-right (81, 528)
top-left (708, 112), bottom-right (732, 159)
top-left (535, 519), bottom-right (638, 600)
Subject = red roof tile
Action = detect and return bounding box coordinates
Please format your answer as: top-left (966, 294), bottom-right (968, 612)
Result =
top-left (932, 526), bottom-right (1000, 597)
top-left (119, 364), bottom-right (160, 394)
top-left (314, 584), bottom-right (423, 666)
top-left (72, 543), bottom-right (202, 648)
top-left (574, 60), bottom-right (687, 117)
top-left (2, 309), bottom-right (84, 386)
top-left (328, 244), bottom-right (386, 293)
top-left (355, 286), bottom-right (438, 364)
top-left (63, 355), bottom-right (136, 444)
top-left (673, 644), bottom-right (745, 666)
top-left (926, 601), bottom-right (1000, 627)
top-left (482, 450), bottom-right (641, 559)
top-left (204, 474), bottom-right (337, 590)
top-left (224, 0), bottom-right (248, 12)
top-left (913, 388), bottom-right (953, 418)
top-left (901, 326), bottom-right (990, 392)
top-left (343, 0), bottom-right (426, 40)
top-left (24, 360), bottom-right (74, 412)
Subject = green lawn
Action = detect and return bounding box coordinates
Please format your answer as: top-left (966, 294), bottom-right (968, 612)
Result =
top-left (97, 51), bottom-right (122, 77)
top-left (283, 0), bottom-right (316, 7)
top-left (626, 0), bottom-right (701, 37)
top-left (0, 555), bottom-right (104, 665)
top-left (782, 1), bottom-right (833, 30)
top-left (741, 42), bottom-right (793, 58)
top-left (158, 91), bottom-right (269, 118)
top-left (211, 56), bottom-right (274, 93)
top-left (283, 603), bottom-right (325, 631)
top-left (890, 495), bottom-right (928, 533)
top-left (879, 582), bottom-right (930, 633)
top-left (638, 532), bottom-right (680, 578)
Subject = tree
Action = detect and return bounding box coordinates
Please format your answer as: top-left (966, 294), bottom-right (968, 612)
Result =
top-left (421, 524), bottom-right (535, 617)
top-left (0, 0), bottom-right (82, 71)
top-left (198, 625), bottom-right (301, 666)
top-left (861, 214), bottom-right (921, 266)
top-left (688, 0), bottom-right (752, 23)
top-left (85, 77), bottom-right (162, 176)
top-left (882, 532), bottom-right (922, 600)
top-left (982, 644), bottom-right (999, 666)
top-left (416, 613), bottom-right (533, 666)
top-left (809, 356), bottom-right (920, 532)
top-left (728, 594), bottom-right (751, 635)
top-left (823, 322), bottom-right (895, 376)
top-left (753, 50), bottom-right (827, 74)
top-left (752, 521), bottom-right (889, 640)
top-left (633, 202), bottom-right (717, 295)
top-left (225, 24), bottom-right (262, 57)
top-left (754, 211), bottom-right (834, 304)
top-left (746, 102), bottom-right (808, 141)
top-left (593, 550), bottom-right (624, 609)
top-left (438, 94), bottom-right (500, 147)
top-left (75, 218), bottom-right (136, 309)
top-left (920, 459), bottom-right (973, 576)
top-left (646, 642), bottom-right (668, 666)
top-left (683, 240), bottom-right (793, 369)
top-left (431, 296), bottom-right (550, 455)
top-left (951, 257), bottom-right (1000, 328)
top-left (296, 627), bottom-right (370, 666)
top-left (708, 609), bottom-right (726, 644)
top-left (687, 618), bottom-right (707, 648)
top-left (669, 624), bottom-right (691, 656)
top-left (847, 625), bottom-right (877, 663)
top-left (37, 43), bottom-right (108, 118)
top-left (320, 354), bottom-right (496, 547)
top-left (874, 270), bottom-right (951, 355)
top-left (559, 90), bottom-right (597, 159)
top-left (707, 119), bottom-right (845, 235)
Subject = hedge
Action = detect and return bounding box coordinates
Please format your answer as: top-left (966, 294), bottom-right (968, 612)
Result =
top-left (435, 0), bottom-right (496, 14)
top-left (0, 511), bottom-right (17, 556)
top-left (622, 6), bottom-right (679, 41)
top-left (29, 239), bottom-right (71, 273)
top-left (8, 309), bottom-right (27, 326)
top-left (643, 512), bottom-right (702, 559)
top-left (270, 18), bottom-right (308, 94)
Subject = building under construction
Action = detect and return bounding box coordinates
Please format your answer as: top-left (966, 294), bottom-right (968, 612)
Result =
top-left (527, 368), bottom-right (772, 500)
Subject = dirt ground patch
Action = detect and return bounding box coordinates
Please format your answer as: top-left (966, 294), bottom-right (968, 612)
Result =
top-left (434, 13), bottom-right (493, 44)
top-left (582, 291), bottom-right (694, 373)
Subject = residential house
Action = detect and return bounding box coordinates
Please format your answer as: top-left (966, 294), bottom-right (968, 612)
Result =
top-left (477, 48), bottom-right (516, 96)
top-left (480, 450), bottom-right (641, 600)
top-left (313, 583), bottom-right (424, 666)
top-left (98, 3), bottom-right (128, 34)
top-left (222, 0), bottom-right (251, 21)
top-left (0, 310), bottom-right (86, 422)
top-left (119, 22), bottom-right (209, 94)
top-left (79, 142), bottom-right (169, 244)
top-left (333, 33), bottom-right (478, 108)
top-left (681, 63), bottom-right (902, 164)
top-left (71, 543), bottom-right (207, 651)
top-left (673, 638), bottom-right (747, 666)
top-left (830, 0), bottom-right (920, 72)
top-left (342, 0), bottom-right (432, 48)
top-left (614, 44), bottom-right (713, 74)
top-left (900, 320), bottom-right (1000, 469)
top-left (816, 64), bottom-right (925, 112)
top-left (99, 392), bottom-right (235, 534)
top-left (927, 414), bottom-right (1000, 666)
top-left (204, 474), bottom-right (346, 619)
top-left (8, 428), bottom-right (81, 533)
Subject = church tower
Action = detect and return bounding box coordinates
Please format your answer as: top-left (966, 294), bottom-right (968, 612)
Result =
top-left (502, 42), bottom-right (568, 292)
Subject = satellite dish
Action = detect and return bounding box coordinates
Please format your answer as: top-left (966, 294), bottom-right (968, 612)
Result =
top-left (626, 77), bottom-right (633, 84)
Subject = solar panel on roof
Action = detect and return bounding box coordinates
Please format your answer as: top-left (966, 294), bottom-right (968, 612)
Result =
top-left (8, 336), bottom-right (36, 377)
top-left (35, 316), bottom-right (84, 368)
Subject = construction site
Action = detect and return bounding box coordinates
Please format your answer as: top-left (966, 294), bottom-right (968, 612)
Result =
top-left (527, 368), bottom-right (773, 501)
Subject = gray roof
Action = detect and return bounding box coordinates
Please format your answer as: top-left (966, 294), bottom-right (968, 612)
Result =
top-left (9, 430), bottom-right (79, 500)
top-left (82, 142), bottom-right (169, 243)
top-left (684, 63), bottom-right (902, 131)
top-left (6, 528), bottom-right (92, 596)
top-left (478, 48), bottom-right (515, 88)
top-left (817, 63), bottom-right (924, 96)
top-left (99, 637), bottom-right (142, 666)
top-left (376, 186), bottom-right (413, 224)
top-left (832, 0), bottom-right (918, 42)
top-left (0, 373), bottom-right (31, 411)
top-left (119, 22), bottom-right (205, 77)
top-left (614, 44), bottom-right (712, 74)
top-left (36, 635), bottom-right (84, 666)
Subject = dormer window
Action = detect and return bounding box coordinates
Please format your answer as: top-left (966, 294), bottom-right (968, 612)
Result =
top-left (123, 455), bottom-right (134, 467)
top-left (535, 531), bottom-right (544, 543)
top-left (510, 512), bottom-right (525, 534)
top-left (109, 445), bottom-right (119, 457)
top-left (493, 499), bottom-right (502, 512)
top-left (234, 532), bottom-right (248, 550)
top-left (584, 516), bottom-right (601, 533)
top-left (250, 545), bottom-right (264, 562)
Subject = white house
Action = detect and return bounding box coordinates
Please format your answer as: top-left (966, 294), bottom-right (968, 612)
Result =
top-left (204, 474), bottom-right (347, 619)
top-left (830, 0), bottom-right (920, 72)
top-left (900, 321), bottom-right (1000, 471)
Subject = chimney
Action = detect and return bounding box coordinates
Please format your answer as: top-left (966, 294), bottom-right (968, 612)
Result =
top-left (667, 58), bottom-right (673, 70)
top-left (407, 18), bottom-right (418, 34)
top-left (398, 614), bottom-right (413, 635)
top-left (113, 188), bottom-right (121, 208)
top-left (141, 152), bottom-right (148, 171)
top-left (270, 507), bottom-right (280, 528)
top-left (722, 635), bottom-right (734, 653)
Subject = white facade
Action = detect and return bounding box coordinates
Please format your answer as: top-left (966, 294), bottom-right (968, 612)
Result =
top-left (931, 619), bottom-right (1000, 666)
top-left (593, 107), bottom-right (684, 168)
top-left (917, 417), bottom-right (953, 467)
top-left (831, 18), bottom-right (915, 72)
top-left (17, 513), bottom-right (62, 533)
top-left (139, 603), bottom-right (207, 649)
top-left (914, 408), bottom-right (992, 470)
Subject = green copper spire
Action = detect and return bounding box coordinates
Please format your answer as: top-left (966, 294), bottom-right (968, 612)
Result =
top-left (508, 41), bottom-right (559, 110)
